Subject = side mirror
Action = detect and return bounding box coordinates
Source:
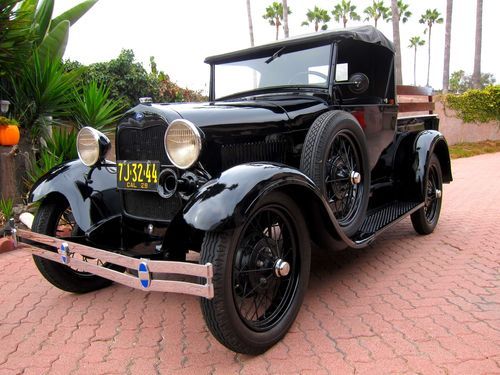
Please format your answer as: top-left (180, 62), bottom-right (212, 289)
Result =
top-left (348, 73), bottom-right (370, 94)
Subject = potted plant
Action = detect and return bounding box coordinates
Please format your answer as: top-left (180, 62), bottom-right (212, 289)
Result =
top-left (0, 116), bottom-right (20, 146)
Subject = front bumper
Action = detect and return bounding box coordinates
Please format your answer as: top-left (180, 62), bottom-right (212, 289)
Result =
top-left (4, 225), bottom-right (214, 299)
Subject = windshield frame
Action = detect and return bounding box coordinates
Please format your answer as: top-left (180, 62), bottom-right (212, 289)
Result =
top-left (209, 42), bottom-right (335, 101)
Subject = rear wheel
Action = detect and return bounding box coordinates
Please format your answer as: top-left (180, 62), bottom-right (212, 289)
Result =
top-left (32, 198), bottom-right (112, 293)
top-left (200, 192), bottom-right (310, 354)
top-left (411, 154), bottom-right (443, 235)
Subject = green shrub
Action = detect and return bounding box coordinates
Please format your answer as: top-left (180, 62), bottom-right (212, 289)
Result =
top-left (445, 85), bottom-right (500, 123)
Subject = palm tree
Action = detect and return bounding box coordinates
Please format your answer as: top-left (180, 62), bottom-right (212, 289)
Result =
top-left (246, 0), bottom-right (255, 46)
top-left (364, 1), bottom-right (390, 29)
top-left (419, 9), bottom-right (443, 87)
top-left (442, 0), bottom-right (453, 93)
top-left (332, 0), bottom-right (361, 29)
top-left (282, 0), bottom-right (290, 38)
top-left (302, 6), bottom-right (331, 32)
top-left (472, 0), bottom-right (483, 89)
top-left (409, 36), bottom-right (425, 86)
top-left (263, 2), bottom-right (291, 40)
top-left (390, 0), bottom-right (412, 85)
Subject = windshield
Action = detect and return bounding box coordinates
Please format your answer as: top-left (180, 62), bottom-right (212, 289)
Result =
top-left (213, 44), bottom-right (332, 99)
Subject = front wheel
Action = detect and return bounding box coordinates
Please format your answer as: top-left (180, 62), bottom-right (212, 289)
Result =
top-left (200, 192), bottom-right (311, 354)
top-left (411, 154), bottom-right (443, 235)
top-left (32, 197), bottom-right (112, 293)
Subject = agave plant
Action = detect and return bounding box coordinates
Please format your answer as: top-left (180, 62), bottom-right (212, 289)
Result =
top-left (7, 52), bottom-right (82, 133)
top-left (70, 81), bottom-right (126, 132)
top-left (0, 196), bottom-right (14, 222)
top-left (26, 147), bottom-right (63, 187)
top-left (43, 125), bottom-right (78, 161)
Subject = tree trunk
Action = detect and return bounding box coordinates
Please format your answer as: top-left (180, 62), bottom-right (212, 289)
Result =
top-left (472, 0), bottom-right (483, 89)
top-left (343, 16), bottom-right (347, 28)
top-left (282, 0), bottom-right (289, 38)
top-left (246, 0), bottom-right (254, 47)
top-left (375, 18), bottom-right (378, 29)
top-left (315, 21), bottom-right (319, 32)
top-left (391, 0), bottom-right (402, 85)
top-left (442, 0), bottom-right (453, 93)
top-left (414, 46), bottom-right (417, 86)
top-left (275, 18), bottom-right (280, 40)
top-left (426, 25), bottom-right (432, 87)
top-left (0, 147), bottom-right (29, 205)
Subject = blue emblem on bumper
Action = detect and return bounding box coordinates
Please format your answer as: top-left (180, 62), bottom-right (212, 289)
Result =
top-left (138, 261), bottom-right (151, 289)
top-left (60, 243), bottom-right (69, 265)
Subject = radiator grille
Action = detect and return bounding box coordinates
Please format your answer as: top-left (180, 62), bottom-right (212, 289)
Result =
top-left (122, 190), bottom-right (182, 222)
top-left (117, 122), bottom-right (170, 164)
top-left (117, 121), bottom-right (181, 221)
top-left (221, 141), bottom-right (287, 170)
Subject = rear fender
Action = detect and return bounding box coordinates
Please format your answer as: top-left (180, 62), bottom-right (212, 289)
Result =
top-left (29, 160), bottom-right (120, 231)
top-left (413, 130), bottom-right (453, 200)
top-left (183, 163), bottom-right (354, 251)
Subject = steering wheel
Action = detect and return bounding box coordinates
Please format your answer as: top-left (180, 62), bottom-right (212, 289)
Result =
top-left (288, 70), bottom-right (328, 85)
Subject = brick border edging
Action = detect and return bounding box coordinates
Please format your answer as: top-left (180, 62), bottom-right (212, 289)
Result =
top-left (0, 237), bottom-right (15, 254)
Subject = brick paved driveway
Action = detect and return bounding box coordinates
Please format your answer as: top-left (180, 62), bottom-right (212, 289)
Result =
top-left (1, 153), bottom-right (499, 374)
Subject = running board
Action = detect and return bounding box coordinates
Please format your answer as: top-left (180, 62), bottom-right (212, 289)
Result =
top-left (352, 201), bottom-right (423, 244)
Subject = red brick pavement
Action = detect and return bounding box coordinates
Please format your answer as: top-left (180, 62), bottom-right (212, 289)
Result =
top-left (1, 153), bottom-right (499, 374)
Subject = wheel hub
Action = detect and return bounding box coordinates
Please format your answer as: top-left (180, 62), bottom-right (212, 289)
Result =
top-left (435, 189), bottom-right (442, 199)
top-left (350, 171), bottom-right (361, 185)
top-left (274, 259), bottom-right (290, 277)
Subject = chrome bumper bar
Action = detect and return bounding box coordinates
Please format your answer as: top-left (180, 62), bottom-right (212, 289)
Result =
top-left (5, 227), bottom-right (214, 299)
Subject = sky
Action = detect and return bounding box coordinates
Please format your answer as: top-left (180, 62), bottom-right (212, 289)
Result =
top-left (54, 0), bottom-right (499, 93)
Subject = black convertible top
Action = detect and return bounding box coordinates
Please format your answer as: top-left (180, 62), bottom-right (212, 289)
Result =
top-left (205, 25), bottom-right (394, 64)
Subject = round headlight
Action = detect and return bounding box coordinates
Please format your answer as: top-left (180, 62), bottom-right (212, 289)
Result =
top-left (164, 119), bottom-right (202, 169)
top-left (77, 127), bottom-right (110, 166)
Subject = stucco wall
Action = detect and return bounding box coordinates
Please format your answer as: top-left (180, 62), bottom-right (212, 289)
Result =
top-left (435, 101), bottom-right (500, 145)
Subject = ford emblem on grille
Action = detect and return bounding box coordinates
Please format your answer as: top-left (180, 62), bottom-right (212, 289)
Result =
top-left (138, 261), bottom-right (151, 288)
top-left (134, 112), bottom-right (144, 121)
top-left (60, 242), bottom-right (69, 265)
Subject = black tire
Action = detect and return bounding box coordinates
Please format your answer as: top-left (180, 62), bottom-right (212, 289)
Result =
top-left (32, 198), bottom-right (112, 293)
top-left (411, 154), bottom-right (443, 235)
top-left (200, 192), bottom-right (311, 354)
top-left (300, 110), bottom-right (370, 237)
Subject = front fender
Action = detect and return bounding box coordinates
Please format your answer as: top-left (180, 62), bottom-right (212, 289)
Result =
top-left (29, 160), bottom-right (120, 231)
top-left (413, 130), bottom-right (453, 200)
top-left (183, 163), bottom-right (320, 232)
top-left (182, 163), bottom-right (356, 250)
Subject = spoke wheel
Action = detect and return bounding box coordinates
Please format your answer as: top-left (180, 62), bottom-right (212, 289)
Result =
top-left (411, 154), bottom-right (443, 235)
top-left (200, 192), bottom-right (310, 354)
top-left (300, 110), bottom-right (370, 236)
top-left (233, 206), bottom-right (299, 331)
top-left (32, 197), bottom-right (112, 293)
top-left (325, 130), bottom-right (364, 228)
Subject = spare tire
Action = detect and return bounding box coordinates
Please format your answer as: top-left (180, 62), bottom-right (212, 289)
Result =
top-left (300, 110), bottom-right (370, 237)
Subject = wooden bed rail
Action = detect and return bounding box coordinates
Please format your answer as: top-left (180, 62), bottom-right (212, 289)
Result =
top-left (396, 85), bottom-right (434, 114)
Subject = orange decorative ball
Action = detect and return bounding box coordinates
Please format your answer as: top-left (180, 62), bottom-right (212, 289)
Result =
top-left (0, 125), bottom-right (20, 146)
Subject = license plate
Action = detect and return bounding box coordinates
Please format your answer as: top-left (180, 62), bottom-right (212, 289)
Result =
top-left (117, 160), bottom-right (160, 192)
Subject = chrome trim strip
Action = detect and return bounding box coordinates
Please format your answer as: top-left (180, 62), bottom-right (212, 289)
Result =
top-left (12, 229), bottom-right (214, 299)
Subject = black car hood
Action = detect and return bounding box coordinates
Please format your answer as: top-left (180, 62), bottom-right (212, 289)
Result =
top-left (148, 96), bottom-right (328, 128)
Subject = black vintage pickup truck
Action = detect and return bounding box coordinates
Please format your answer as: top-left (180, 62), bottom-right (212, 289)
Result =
top-left (6, 25), bottom-right (451, 354)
